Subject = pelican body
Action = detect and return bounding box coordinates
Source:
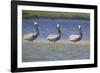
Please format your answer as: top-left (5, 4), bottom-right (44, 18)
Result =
top-left (23, 22), bottom-right (39, 41)
top-left (46, 24), bottom-right (61, 43)
top-left (69, 25), bottom-right (83, 42)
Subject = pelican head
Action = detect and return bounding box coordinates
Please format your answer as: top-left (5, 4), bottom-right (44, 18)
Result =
top-left (56, 24), bottom-right (61, 34)
top-left (78, 25), bottom-right (81, 30)
top-left (57, 24), bottom-right (60, 28)
top-left (34, 22), bottom-right (38, 27)
top-left (78, 25), bottom-right (83, 36)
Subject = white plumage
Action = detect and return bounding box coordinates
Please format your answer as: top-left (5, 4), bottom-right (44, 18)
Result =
top-left (69, 25), bottom-right (83, 42)
top-left (23, 22), bottom-right (39, 41)
top-left (46, 24), bottom-right (61, 42)
top-left (46, 34), bottom-right (59, 40)
top-left (69, 35), bottom-right (81, 41)
top-left (23, 33), bottom-right (36, 40)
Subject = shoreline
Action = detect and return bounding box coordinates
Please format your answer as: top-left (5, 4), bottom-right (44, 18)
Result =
top-left (22, 10), bottom-right (90, 20)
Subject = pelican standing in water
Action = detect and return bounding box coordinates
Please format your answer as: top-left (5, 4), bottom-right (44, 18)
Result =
top-left (69, 25), bottom-right (83, 43)
top-left (46, 24), bottom-right (61, 44)
top-left (23, 22), bottom-right (39, 43)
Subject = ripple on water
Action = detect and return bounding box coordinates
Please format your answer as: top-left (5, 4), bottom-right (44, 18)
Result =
top-left (22, 42), bottom-right (90, 62)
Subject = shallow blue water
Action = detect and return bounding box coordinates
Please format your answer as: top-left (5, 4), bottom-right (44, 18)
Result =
top-left (22, 19), bottom-right (90, 62)
top-left (22, 42), bottom-right (90, 62)
top-left (22, 19), bottom-right (90, 41)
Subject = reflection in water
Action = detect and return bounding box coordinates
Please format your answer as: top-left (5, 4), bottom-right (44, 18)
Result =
top-left (22, 41), bottom-right (90, 62)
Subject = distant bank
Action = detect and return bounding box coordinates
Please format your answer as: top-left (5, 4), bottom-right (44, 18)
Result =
top-left (22, 10), bottom-right (90, 20)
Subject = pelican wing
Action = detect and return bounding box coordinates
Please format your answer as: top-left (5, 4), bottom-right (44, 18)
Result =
top-left (69, 35), bottom-right (80, 41)
top-left (46, 34), bottom-right (59, 40)
top-left (23, 32), bottom-right (37, 39)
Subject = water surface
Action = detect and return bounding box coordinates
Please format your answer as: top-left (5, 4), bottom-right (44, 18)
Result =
top-left (22, 19), bottom-right (90, 62)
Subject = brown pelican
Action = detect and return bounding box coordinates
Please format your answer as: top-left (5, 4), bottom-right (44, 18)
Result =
top-left (23, 22), bottom-right (39, 42)
top-left (46, 24), bottom-right (61, 43)
top-left (69, 25), bottom-right (83, 43)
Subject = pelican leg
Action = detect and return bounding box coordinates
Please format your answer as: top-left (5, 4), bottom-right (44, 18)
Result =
top-left (50, 41), bottom-right (53, 47)
top-left (54, 42), bottom-right (57, 48)
top-left (34, 40), bottom-right (35, 44)
top-left (74, 42), bottom-right (78, 49)
top-left (69, 42), bottom-right (74, 48)
top-left (69, 42), bottom-right (76, 48)
top-left (52, 41), bottom-right (55, 47)
top-left (47, 41), bottom-right (52, 48)
top-left (53, 42), bottom-right (59, 48)
top-left (55, 42), bottom-right (59, 48)
top-left (51, 41), bottom-right (56, 48)
top-left (31, 40), bottom-right (34, 45)
top-left (32, 40), bottom-right (35, 45)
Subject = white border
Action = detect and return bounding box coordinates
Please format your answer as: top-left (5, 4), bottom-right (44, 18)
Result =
top-left (17, 5), bottom-right (94, 68)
